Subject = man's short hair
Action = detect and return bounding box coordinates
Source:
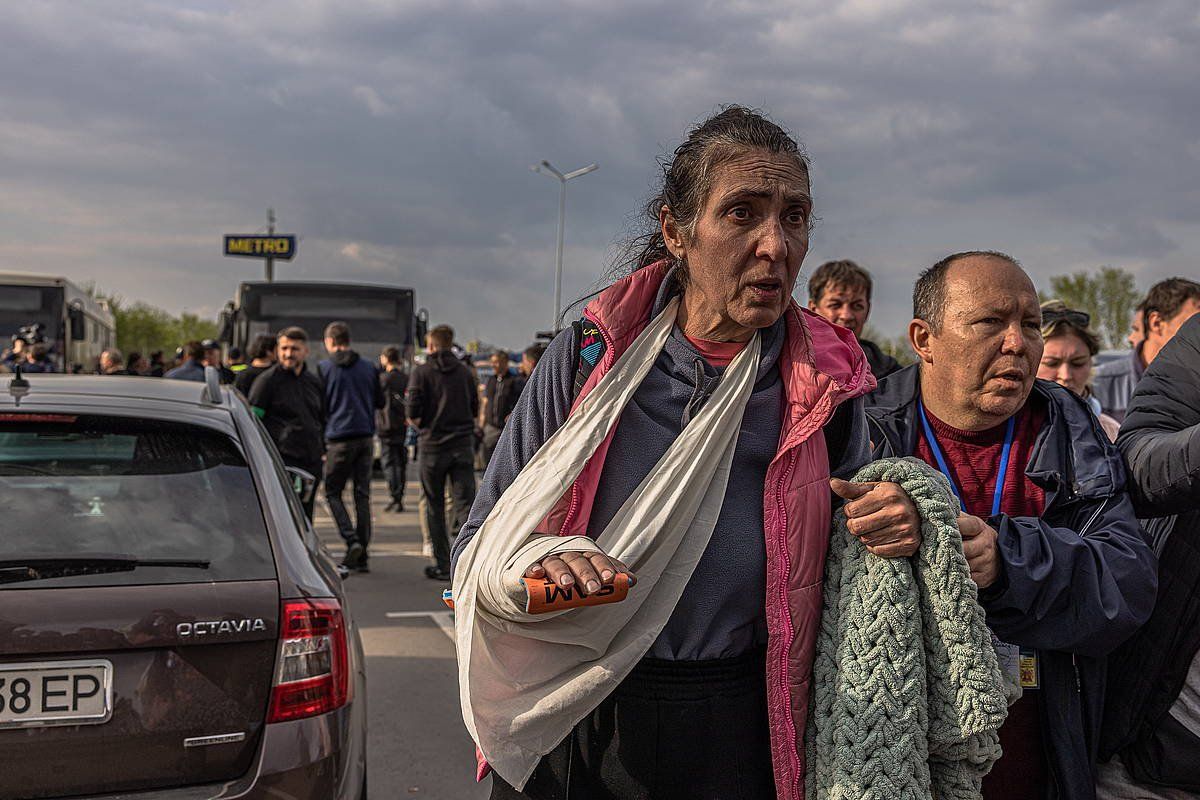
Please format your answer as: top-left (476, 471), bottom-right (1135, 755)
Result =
top-left (491, 349), bottom-right (509, 361)
top-left (248, 334), bottom-right (276, 360)
top-left (183, 340), bottom-right (206, 361)
top-left (429, 325), bottom-right (454, 349)
top-left (277, 326), bottom-right (308, 343)
top-left (102, 348), bottom-right (123, 364)
top-left (523, 344), bottom-right (545, 365)
top-left (1143, 277), bottom-right (1200, 323)
top-left (324, 321), bottom-right (351, 346)
top-left (808, 259), bottom-right (873, 303)
top-left (913, 250), bottom-right (1023, 332)
top-left (382, 345), bottom-right (402, 364)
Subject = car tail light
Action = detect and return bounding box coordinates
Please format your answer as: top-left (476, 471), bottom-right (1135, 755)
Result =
top-left (267, 598), bottom-right (349, 723)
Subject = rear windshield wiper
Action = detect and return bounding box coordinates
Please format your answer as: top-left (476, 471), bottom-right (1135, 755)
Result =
top-left (0, 554), bottom-right (211, 585)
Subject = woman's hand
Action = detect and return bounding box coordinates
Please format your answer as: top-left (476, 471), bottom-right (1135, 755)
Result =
top-left (830, 478), bottom-right (922, 558)
top-left (525, 550), bottom-right (636, 595)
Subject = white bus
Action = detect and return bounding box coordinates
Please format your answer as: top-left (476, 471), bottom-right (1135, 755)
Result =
top-left (0, 273), bottom-right (116, 372)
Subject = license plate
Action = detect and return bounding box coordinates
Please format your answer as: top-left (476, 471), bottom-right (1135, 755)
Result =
top-left (0, 660), bottom-right (112, 729)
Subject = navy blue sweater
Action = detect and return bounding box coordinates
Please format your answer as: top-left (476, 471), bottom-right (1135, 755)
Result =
top-left (318, 350), bottom-right (384, 441)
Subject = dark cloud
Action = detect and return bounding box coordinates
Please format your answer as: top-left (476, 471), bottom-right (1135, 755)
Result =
top-left (0, 0), bottom-right (1197, 344)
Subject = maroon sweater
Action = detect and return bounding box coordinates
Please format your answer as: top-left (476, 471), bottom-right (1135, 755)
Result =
top-left (915, 398), bottom-right (1049, 799)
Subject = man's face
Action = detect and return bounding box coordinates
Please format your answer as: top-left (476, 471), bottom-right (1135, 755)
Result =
top-left (913, 257), bottom-right (1043, 429)
top-left (490, 353), bottom-right (508, 376)
top-left (810, 282), bottom-right (871, 338)
top-left (203, 348), bottom-right (221, 367)
top-left (1127, 311), bottom-right (1145, 350)
top-left (1146, 298), bottom-right (1200, 362)
top-left (519, 354), bottom-right (536, 376)
top-left (277, 337), bottom-right (308, 370)
top-left (100, 352), bottom-right (115, 371)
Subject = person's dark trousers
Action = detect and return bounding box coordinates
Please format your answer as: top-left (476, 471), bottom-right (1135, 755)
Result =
top-left (381, 437), bottom-right (408, 508)
top-left (481, 423), bottom-right (504, 469)
top-left (324, 436), bottom-right (374, 561)
top-left (420, 442), bottom-right (477, 573)
top-left (489, 648), bottom-right (772, 799)
top-left (283, 457), bottom-right (323, 521)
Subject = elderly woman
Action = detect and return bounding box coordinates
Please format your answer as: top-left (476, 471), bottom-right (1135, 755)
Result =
top-left (1037, 301), bottom-right (1121, 441)
top-left (452, 107), bottom-right (921, 800)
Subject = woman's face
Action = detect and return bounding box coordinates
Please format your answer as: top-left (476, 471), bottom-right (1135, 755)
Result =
top-left (1038, 332), bottom-right (1092, 397)
top-left (663, 150), bottom-right (812, 339)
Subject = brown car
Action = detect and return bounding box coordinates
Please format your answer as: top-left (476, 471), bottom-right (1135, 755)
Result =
top-left (0, 368), bottom-right (367, 799)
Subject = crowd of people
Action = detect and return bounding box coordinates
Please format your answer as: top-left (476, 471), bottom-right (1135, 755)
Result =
top-left (447, 106), bottom-right (1200, 800)
top-left (5, 103), bottom-right (1198, 800)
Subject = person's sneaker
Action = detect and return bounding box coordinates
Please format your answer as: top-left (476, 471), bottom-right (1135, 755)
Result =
top-left (355, 561), bottom-right (371, 574)
top-left (424, 565), bottom-right (451, 581)
top-left (342, 542), bottom-right (365, 569)
top-left (393, 500), bottom-right (405, 513)
top-left (383, 500), bottom-right (396, 512)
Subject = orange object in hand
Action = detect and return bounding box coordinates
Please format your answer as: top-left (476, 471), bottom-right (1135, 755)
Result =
top-left (523, 573), bottom-right (632, 614)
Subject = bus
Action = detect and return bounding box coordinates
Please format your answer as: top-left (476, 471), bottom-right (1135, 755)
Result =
top-left (0, 272), bottom-right (116, 372)
top-left (218, 281), bottom-right (427, 368)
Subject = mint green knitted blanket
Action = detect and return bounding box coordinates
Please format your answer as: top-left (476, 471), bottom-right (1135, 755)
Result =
top-left (806, 457), bottom-right (1009, 800)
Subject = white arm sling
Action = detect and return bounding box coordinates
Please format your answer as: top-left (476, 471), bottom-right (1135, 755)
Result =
top-left (453, 297), bottom-right (762, 788)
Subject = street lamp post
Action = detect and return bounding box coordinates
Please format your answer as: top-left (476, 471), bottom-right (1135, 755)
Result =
top-left (533, 160), bottom-right (597, 331)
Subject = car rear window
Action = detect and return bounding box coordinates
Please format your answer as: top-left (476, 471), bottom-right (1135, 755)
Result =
top-left (0, 414), bottom-right (276, 587)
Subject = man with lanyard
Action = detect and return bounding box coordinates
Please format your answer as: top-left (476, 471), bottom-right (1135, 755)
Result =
top-left (864, 251), bottom-right (1156, 800)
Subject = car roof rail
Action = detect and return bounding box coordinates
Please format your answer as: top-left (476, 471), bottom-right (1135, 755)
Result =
top-left (202, 366), bottom-right (224, 406)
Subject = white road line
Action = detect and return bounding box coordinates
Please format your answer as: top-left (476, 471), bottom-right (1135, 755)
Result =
top-left (385, 610), bottom-right (455, 642)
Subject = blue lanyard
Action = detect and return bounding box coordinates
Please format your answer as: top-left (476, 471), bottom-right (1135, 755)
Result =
top-left (917, 399), bottom-right (1016, 518)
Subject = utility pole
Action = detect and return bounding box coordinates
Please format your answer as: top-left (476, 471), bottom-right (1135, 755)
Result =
top-left (265, 208), bottom-right (276, 282)
top-left (532, 161), bottom-right (597, 331)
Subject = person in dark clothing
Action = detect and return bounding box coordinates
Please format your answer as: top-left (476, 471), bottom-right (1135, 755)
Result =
top-left (234, 334), bottom-right (277, 396)
top-left (319, 321), bottom-right (384, 572)
top-left (1098, 313), bottom-right (1200, 797)
top-left (480, 349), bottom-right (524, 467)
top-left (201, 339), bottom-right (236, 384)
top-left (405, 323), bottom-right (478, 581)
top-left (378, 345), bottom-right (409, 512)
top-left (1093, 277), bottom-right (1200, 422)
top-left (866, 251), bottom-right (1156, 800)
top-left (148, 351), bottom-right (165, 377)
top-left (247, 327), bottom-right (326, 519)
top-left (165, 341), bottom-right (206, 381)
top-left (808, 258), bottom-right (901, 380)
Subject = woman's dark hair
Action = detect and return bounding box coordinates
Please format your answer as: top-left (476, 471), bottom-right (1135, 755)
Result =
top-left (618, 105), bottom-right (811, 280)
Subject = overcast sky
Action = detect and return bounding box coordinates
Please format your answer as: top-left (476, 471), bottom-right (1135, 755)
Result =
top-left (1, 0), bottom-right (1197, 347)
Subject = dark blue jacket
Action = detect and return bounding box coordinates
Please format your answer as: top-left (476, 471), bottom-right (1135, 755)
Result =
top-left (318, 350), bottom-right (383, 441)
top-left (865, 365), bottom-right (1157, 800)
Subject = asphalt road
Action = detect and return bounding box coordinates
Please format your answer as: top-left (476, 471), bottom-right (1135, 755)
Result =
top-left (313, 477), bottom-right (490, 800)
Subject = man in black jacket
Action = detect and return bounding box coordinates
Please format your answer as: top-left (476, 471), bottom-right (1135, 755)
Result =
top-left (1099, 314), bottom-right (1200, 796)
top-left (248, 327), bottom-right (326, 519)
top-left (867, 251), bottom-right (1156, 800)
top-left (405, 324), bottom-right (478, 581)
top-left (378, 345), bottom-right (409, 513)
top-left (808, 259), bottom-right (901, 380)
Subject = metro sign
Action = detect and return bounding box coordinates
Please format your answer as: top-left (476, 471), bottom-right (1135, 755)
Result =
top-left (223, 235), bottom-right (297, 260)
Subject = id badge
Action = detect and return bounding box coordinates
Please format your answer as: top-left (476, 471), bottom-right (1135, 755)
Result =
top-left (1018, 648), bottom-right (1040, 689)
